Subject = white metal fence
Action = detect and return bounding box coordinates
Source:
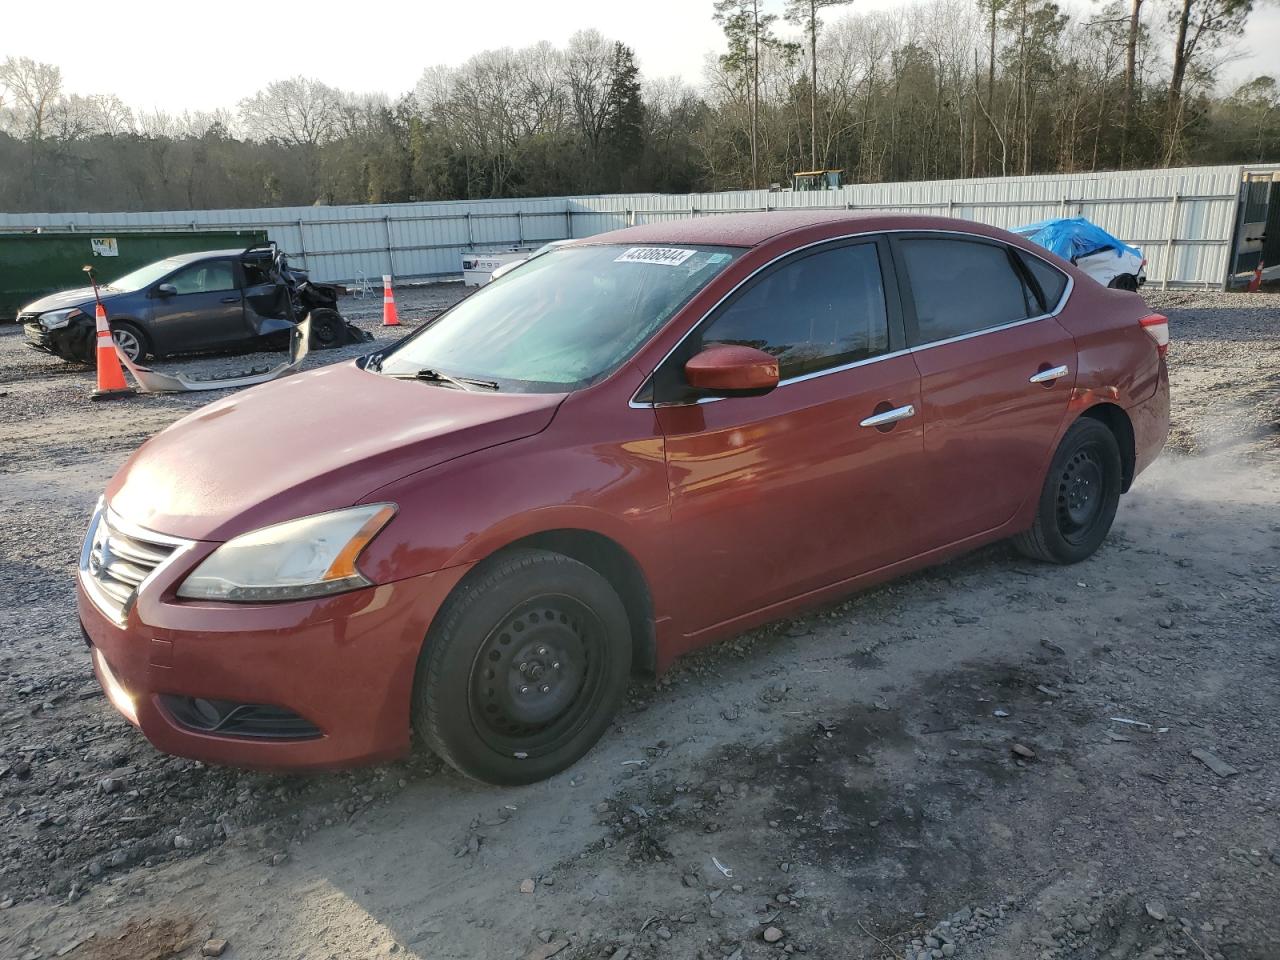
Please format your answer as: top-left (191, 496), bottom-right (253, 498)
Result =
top-left (3, 163), bottom-right (1276, 289)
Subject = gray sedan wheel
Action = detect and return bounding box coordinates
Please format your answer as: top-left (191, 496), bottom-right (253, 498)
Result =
top-left (111, 324), bottom-right (146, 362)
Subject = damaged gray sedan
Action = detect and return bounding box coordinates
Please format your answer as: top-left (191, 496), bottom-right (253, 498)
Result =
top-left (20, 244), bottom-right (367, 363)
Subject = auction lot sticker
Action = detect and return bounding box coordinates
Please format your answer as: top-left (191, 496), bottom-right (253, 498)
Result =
top-left (615, 247), bottom-right (698, 266)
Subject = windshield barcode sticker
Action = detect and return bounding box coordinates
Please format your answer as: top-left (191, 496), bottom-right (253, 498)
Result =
top-left (615, 247), bottom-right (698, 267)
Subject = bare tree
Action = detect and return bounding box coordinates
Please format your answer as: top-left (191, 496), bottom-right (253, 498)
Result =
top-left (238, 76), bottom-right (342, 146)
top-left (0, 56), bottom-right (62, 141)
top-left (564, 30), bottom-right (614, 161)
top-left (85, 94), bottom-right (135, 137)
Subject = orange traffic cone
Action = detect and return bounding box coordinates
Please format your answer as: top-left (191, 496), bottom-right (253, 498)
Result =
top-left (91, 303), bottom-right (134, 400)
top-left (382, 274), bottom-right (400, 326)
top-left (1247, 258), bottom-right (1265, 293)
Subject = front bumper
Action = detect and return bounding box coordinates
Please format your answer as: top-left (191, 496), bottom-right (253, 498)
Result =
top-left (23, 318), bottom-right (91, 361)
top-left (77, 512), bottom-right (473, 770)
top-left (23, 320), bottom-right (56, 353)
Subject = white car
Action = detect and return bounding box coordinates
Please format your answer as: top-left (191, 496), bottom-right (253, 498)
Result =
top-left (1011, 218), bottom-right (1146, 291)
top-left (488, 239), bottom-right (574, 282)
top-left (1073, 246), bottom-right (1147, 291)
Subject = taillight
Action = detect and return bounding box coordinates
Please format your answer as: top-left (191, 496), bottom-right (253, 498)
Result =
top-left (1140, 313), bottom-right (1169, 357)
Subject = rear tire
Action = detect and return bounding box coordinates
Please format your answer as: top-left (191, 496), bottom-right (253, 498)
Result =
top-left (1108, 274), bottom-right (1140, 292)
top-left (412, 549), bottom-right (632, 785)
top-left (1014, 417), bottom-right (1122, 564)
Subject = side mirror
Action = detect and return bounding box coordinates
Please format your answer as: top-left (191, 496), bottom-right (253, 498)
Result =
top-left (155, 283), bottom-right (177, 298)
top-left (684, 344), bottom-right (780, 397)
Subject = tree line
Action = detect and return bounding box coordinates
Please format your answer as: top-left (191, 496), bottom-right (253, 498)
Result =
top-left (0, 0), bottom-right (1276, 215)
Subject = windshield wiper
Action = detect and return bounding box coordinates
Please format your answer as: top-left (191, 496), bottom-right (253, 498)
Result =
top-left (387, 367), bottom-right (499, 391)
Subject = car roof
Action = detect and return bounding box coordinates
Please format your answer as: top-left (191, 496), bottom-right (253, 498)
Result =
top-left (579, 210), bottom-right (945, 248)
top-left (160, 248), bottom-right (248, 264)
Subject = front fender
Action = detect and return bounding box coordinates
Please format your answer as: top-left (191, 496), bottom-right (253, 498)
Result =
top-left (354, 408), bottom-right (672, 613)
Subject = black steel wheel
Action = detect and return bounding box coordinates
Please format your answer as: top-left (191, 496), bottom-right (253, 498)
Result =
top-left (468, 596), bottom-right (608, 759)
top-left (412, 549), bottom-right (632, 784)
top-left (307, 308), bottom-right (346, 349)
top-left (1056, 447), bottom-right (1105, 542)
top-left (1014, 417), bottom-right (1122, 564)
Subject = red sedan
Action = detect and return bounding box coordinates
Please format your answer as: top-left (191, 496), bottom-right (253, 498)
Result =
top-left (78, 211), bottom-right (1170, 784)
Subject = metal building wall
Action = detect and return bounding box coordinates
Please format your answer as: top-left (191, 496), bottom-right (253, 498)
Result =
top-left (3, 163), bottom-right (1274, 288)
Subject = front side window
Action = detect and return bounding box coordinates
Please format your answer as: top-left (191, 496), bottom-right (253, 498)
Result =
top-left (700, 242), bottom-right (890, 380)
top-left (899, 237), bottom-right (1035, 344)
top-left (168, 260), bottom-right (237, 295)
top-left (376, 244), bottom-right (741, 392)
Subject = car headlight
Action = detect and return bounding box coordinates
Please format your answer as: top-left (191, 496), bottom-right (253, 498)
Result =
top-left (177, 504), bottom-right (396, 602)
top-left (39, 308), bottom-right (84, 331)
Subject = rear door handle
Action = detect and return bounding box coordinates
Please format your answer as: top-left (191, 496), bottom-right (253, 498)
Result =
top-left (860, 404), bottom-right (916, 428)
top-left (1029, 365), bottom-right (1069, 384)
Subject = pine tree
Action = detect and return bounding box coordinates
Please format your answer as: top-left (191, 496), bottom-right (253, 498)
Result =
top-left (783, 0), bottom-right (853, 173)
top-left (714, 0), bottom-right (786, 188)
top-left (603, 43), bottom-right (645, 189)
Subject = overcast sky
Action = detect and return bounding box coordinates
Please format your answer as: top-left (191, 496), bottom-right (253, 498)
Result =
top-left (5, 0), bottom-right (1278, 114)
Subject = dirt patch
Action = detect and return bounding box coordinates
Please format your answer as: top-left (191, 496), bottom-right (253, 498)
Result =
top-left (79, 916), bottom-right (202, 960)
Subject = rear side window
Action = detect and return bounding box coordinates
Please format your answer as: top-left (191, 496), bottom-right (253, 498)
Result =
top-left (701, 242), bottom-right (890, 379)
top-left (899, 238), bottom-right (1033, 344)
top-left (169, 260), bottom-right (237, 295)
top-left (1017, 251), bottom-right (1069, 312)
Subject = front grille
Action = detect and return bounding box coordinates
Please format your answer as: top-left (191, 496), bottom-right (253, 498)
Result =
top-left (80, 506), bottom-right (188, 622)
top-left (160, 695), bottom-right (322, 740)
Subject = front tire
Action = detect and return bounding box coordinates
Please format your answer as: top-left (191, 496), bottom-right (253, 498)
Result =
top-left (306, 308), bottom-right (346, 349)
top-left (1014, 417), bottom-right (1122, 564)
top-left (413, 549), bottom-right (632, 785)
top-left (110, 321), bottom-right (148, 362)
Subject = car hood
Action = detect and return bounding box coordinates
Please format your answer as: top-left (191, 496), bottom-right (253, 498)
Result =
top-left (22, 286), bottom-right (100, 315)
top-left (106, 361), bottom-right (566, 541)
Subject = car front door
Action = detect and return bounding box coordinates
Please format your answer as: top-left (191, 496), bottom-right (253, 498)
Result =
top-left (891, 233), bottom-right (1078, 545)
top-left (649, 237), bottom-right (929, 636)
top-left (147, 259), bottom-right (245, 354)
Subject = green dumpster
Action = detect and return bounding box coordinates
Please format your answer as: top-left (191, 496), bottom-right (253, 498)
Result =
top-left (0, 229), bottom-right (269, 320)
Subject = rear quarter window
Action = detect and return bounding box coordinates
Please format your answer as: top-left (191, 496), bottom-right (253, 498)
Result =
top-left (1017, 251), bottom-right (1069, 312)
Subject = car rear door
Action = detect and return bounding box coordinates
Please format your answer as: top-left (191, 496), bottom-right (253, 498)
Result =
top-left (891, 233), bottom-right (1077, 545)
top-left (147, 259), bottom-right (245, 354)
top-left (648, 237), bottom-right (929, 635)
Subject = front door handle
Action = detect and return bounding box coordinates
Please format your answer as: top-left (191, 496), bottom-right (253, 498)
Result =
top-left (220, 296), bottom-right (240, 304)
top-left (1029, 365), bottom-right (1069, 384)
top-left (860, 404), bottom-right (916, 428)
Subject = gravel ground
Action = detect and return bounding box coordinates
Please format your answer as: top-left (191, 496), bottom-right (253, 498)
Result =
top-left (0, 288), bottom-right (1277, 960)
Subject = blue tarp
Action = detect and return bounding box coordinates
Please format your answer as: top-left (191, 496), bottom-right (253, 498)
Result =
top-left (1011, 217), bottom-right (1143, 264)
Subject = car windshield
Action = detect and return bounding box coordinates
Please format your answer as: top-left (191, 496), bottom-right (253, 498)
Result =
top-left (376, 244), bottom-right (741, 392)
top-left (107, 258), bottom-right (184, 292)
